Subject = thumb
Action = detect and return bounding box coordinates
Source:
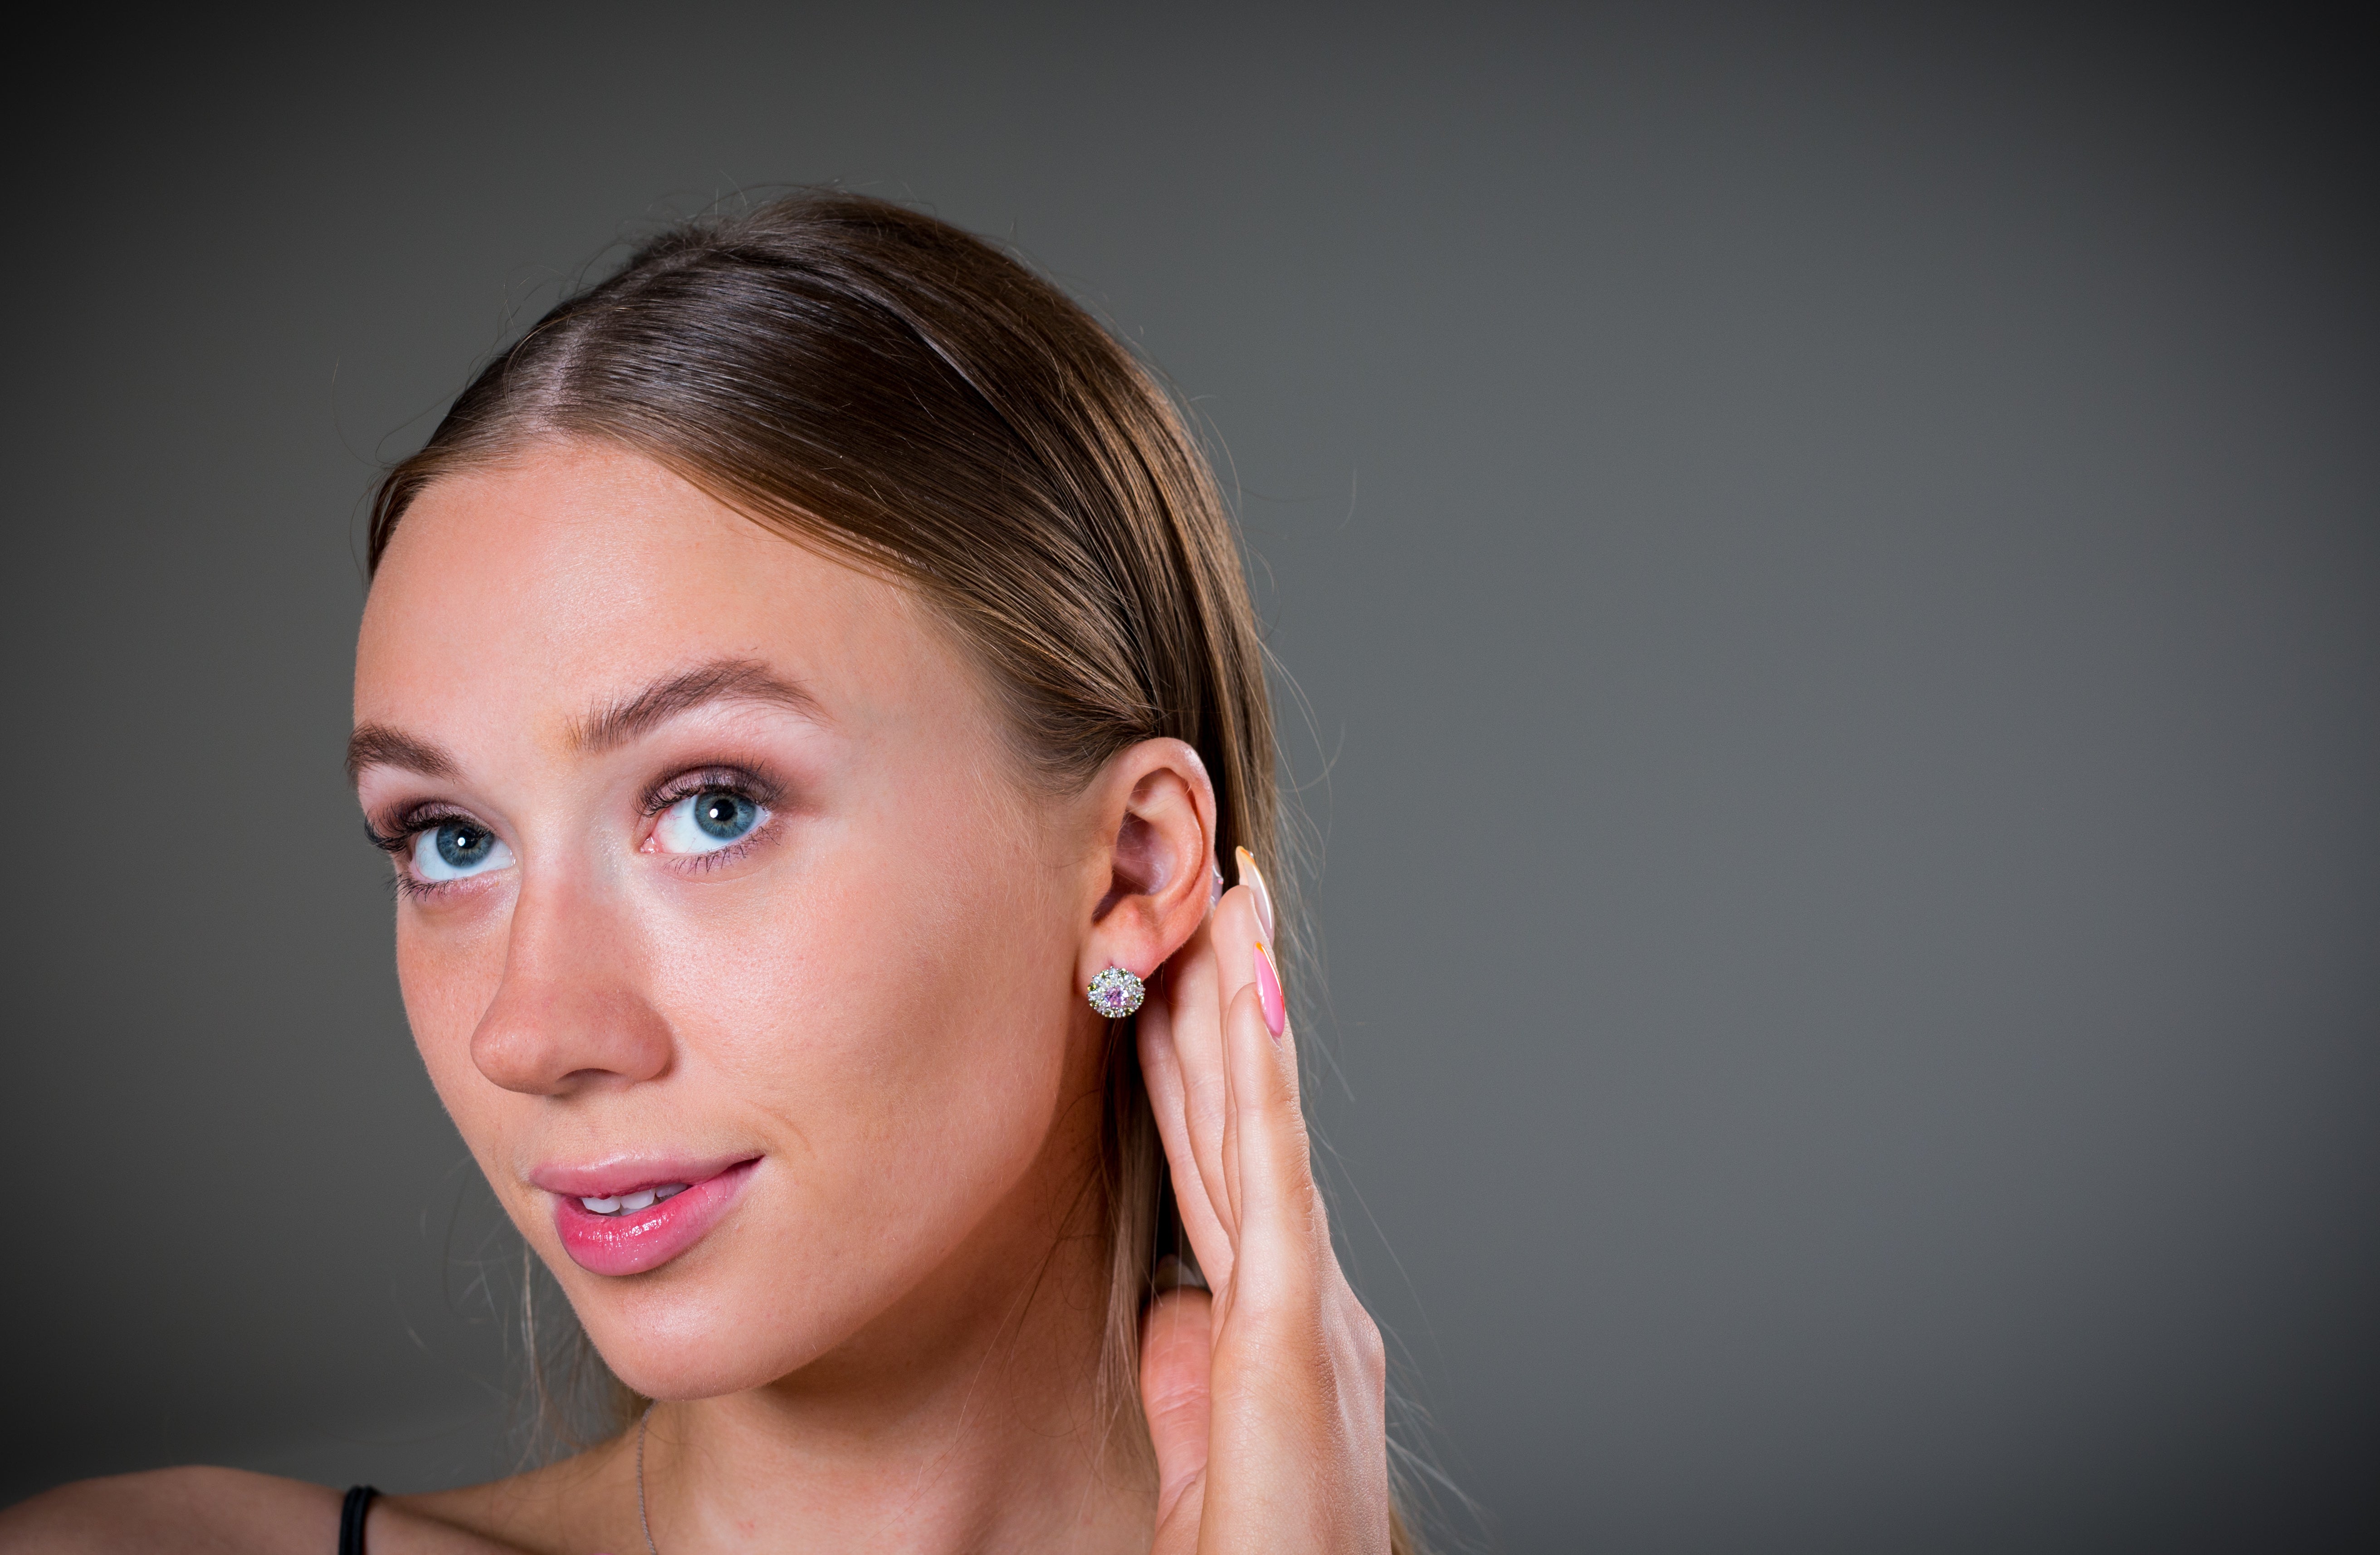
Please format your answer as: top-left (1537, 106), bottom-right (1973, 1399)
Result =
top-left (1139, 1277), bottom-right (1214, 1542)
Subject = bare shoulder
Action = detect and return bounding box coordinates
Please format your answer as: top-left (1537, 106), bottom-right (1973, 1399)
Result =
top-left (0, 1468), bottom-right (337, 1554)
top-left (0, 1468), bottom-right (543, 1555)
top-left (395, 1437), bottom-right (639, 1555)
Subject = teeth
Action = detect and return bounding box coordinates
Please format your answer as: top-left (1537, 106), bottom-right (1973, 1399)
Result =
top-left (576, 1182), bottom-right (693, 1216)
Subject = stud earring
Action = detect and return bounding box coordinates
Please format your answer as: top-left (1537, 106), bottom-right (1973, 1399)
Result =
top-left (1086, 965), bottom-right (1147, 1019)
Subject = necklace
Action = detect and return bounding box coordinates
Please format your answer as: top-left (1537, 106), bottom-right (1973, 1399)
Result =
top-left (636, 1405), bottom-right (660, 1555)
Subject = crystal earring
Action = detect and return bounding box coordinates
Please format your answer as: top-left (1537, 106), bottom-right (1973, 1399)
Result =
top-left (1086, 965), bottom-right (1147, 1019)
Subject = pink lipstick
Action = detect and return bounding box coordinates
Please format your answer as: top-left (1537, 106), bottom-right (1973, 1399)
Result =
top-left (536, 1156), bottom-right (759, 1277)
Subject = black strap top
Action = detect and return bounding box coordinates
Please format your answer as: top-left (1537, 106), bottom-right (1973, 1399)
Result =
top-left (338, 1485), bottom-right (378, 1555)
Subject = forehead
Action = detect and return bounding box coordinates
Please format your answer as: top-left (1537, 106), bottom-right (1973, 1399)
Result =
top-left (354, 441), bottom-right (988, 746)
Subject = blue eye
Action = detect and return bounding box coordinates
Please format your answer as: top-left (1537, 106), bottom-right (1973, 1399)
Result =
top-left (655, 790), bottom-right (766, 856)
top-left (411, 821), bottom-right (513, 882)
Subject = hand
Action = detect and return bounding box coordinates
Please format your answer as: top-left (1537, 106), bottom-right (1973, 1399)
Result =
top-left (1135, 848), bottom-right (1391, 1553)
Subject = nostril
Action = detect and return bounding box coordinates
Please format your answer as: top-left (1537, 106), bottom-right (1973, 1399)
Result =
top-left (467, 932), bottom-right (677, 1093)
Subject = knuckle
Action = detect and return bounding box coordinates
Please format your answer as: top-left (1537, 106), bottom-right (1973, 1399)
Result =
top-left (1351, 1307), bottom-right (1387, 1389)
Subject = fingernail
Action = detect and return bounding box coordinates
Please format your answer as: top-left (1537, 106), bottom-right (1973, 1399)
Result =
top-left (1209, 862), bottom-right (1224, 906)
top-left (1253, 940), bottom-right (1286, 1039)
top-left (1153, 1253), bottom-right (1209, 1292)
top-left (1235, 845), bottom-right (1276, 940)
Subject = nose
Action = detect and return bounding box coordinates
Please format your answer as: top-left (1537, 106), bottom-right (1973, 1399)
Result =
top-left (470, 871), bottom-right (673, 1096)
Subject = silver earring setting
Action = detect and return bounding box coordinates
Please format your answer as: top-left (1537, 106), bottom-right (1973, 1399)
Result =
top-left (1086, 965), bottom-right (1147, 1019)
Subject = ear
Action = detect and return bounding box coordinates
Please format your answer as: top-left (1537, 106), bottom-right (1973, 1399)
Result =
top-left (1080, 737), bottom-right (1220, 987)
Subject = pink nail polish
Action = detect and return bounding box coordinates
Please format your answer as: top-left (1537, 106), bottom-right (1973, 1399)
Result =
top-left (1253, 941), bottom-right (1286, 1039)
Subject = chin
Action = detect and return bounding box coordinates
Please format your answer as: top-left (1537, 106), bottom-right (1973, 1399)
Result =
top-left (566, 1269), bottom-right (845, 1401)
top-left (540, 1197), bottom-right (938, 1404)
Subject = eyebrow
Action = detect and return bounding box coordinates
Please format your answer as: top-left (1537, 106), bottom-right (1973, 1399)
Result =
top-left (345, 724), bottom-right (459, 785)
top-left (346, 658), bottom-right (825, 787)
top-left (570, 657), bottom-right (826, 754)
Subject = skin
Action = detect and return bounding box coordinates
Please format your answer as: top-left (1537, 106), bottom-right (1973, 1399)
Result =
top-left (0, 443), bottom-right (1386, 1554)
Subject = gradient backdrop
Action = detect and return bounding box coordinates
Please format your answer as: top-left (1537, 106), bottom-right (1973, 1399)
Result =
top-left (3, 5), bottom-right (2375, 1550)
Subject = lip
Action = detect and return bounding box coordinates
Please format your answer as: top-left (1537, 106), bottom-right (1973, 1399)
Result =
top-left (536, 1155), bottom-right (760, 1277)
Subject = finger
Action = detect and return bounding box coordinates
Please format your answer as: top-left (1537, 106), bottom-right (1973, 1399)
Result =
top-left (1221, 936), bottom-right (1323, 1300)
top-left (1139, 1282), bottom-right (1214, 1546)
top-left (1203, 887), bottom-right (1268, 1243)
top-left (1158, 907), bottom-right (1240, 1259)
top-left (1137, 985), bottom-right (1236, 1292)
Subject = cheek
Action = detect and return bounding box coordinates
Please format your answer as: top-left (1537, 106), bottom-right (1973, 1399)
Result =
top-left (655, 802), bottom-right (1077, 1232)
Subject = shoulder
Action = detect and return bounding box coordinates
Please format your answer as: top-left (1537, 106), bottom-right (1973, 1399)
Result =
top-left (0, 1468), bottom-right (337, 1553)
top-left (0, 1469), bottom-right (533, 1555)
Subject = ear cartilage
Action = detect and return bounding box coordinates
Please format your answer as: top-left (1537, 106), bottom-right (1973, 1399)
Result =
top-left (1086, 965), bottom-right (1147, 1019)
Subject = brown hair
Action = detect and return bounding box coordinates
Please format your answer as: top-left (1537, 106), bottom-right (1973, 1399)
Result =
top-left (370, 191), bottom-right (1412, 1546)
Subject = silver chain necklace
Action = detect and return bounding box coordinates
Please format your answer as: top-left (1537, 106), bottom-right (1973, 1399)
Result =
top-left (636, 1404), bottom-right (660, 1555)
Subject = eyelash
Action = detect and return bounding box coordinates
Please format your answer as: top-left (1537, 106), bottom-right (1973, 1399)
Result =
top-left (363, 805), bottom-right (465, 857)
top-left (362, 804), bottom-right (482, 902)
top-left (642, 767), bottom-right (783, 873)
top-left (366, 767), bottom-right (784, 896)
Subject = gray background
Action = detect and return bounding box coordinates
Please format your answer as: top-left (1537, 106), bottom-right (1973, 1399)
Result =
top-left (3, 4), bottom-right (2374, 1550)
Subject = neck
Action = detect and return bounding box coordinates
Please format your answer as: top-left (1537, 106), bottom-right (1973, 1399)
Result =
top-left (639, 1126), bottom-right (1153, 1552)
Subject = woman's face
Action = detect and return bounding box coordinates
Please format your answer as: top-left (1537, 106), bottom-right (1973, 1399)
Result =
top-left (352, 442), bottom-right (1115, 1401)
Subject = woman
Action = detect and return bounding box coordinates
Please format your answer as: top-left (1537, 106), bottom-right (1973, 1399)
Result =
top-left (1, 193), bottom-right (1402, 1552)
